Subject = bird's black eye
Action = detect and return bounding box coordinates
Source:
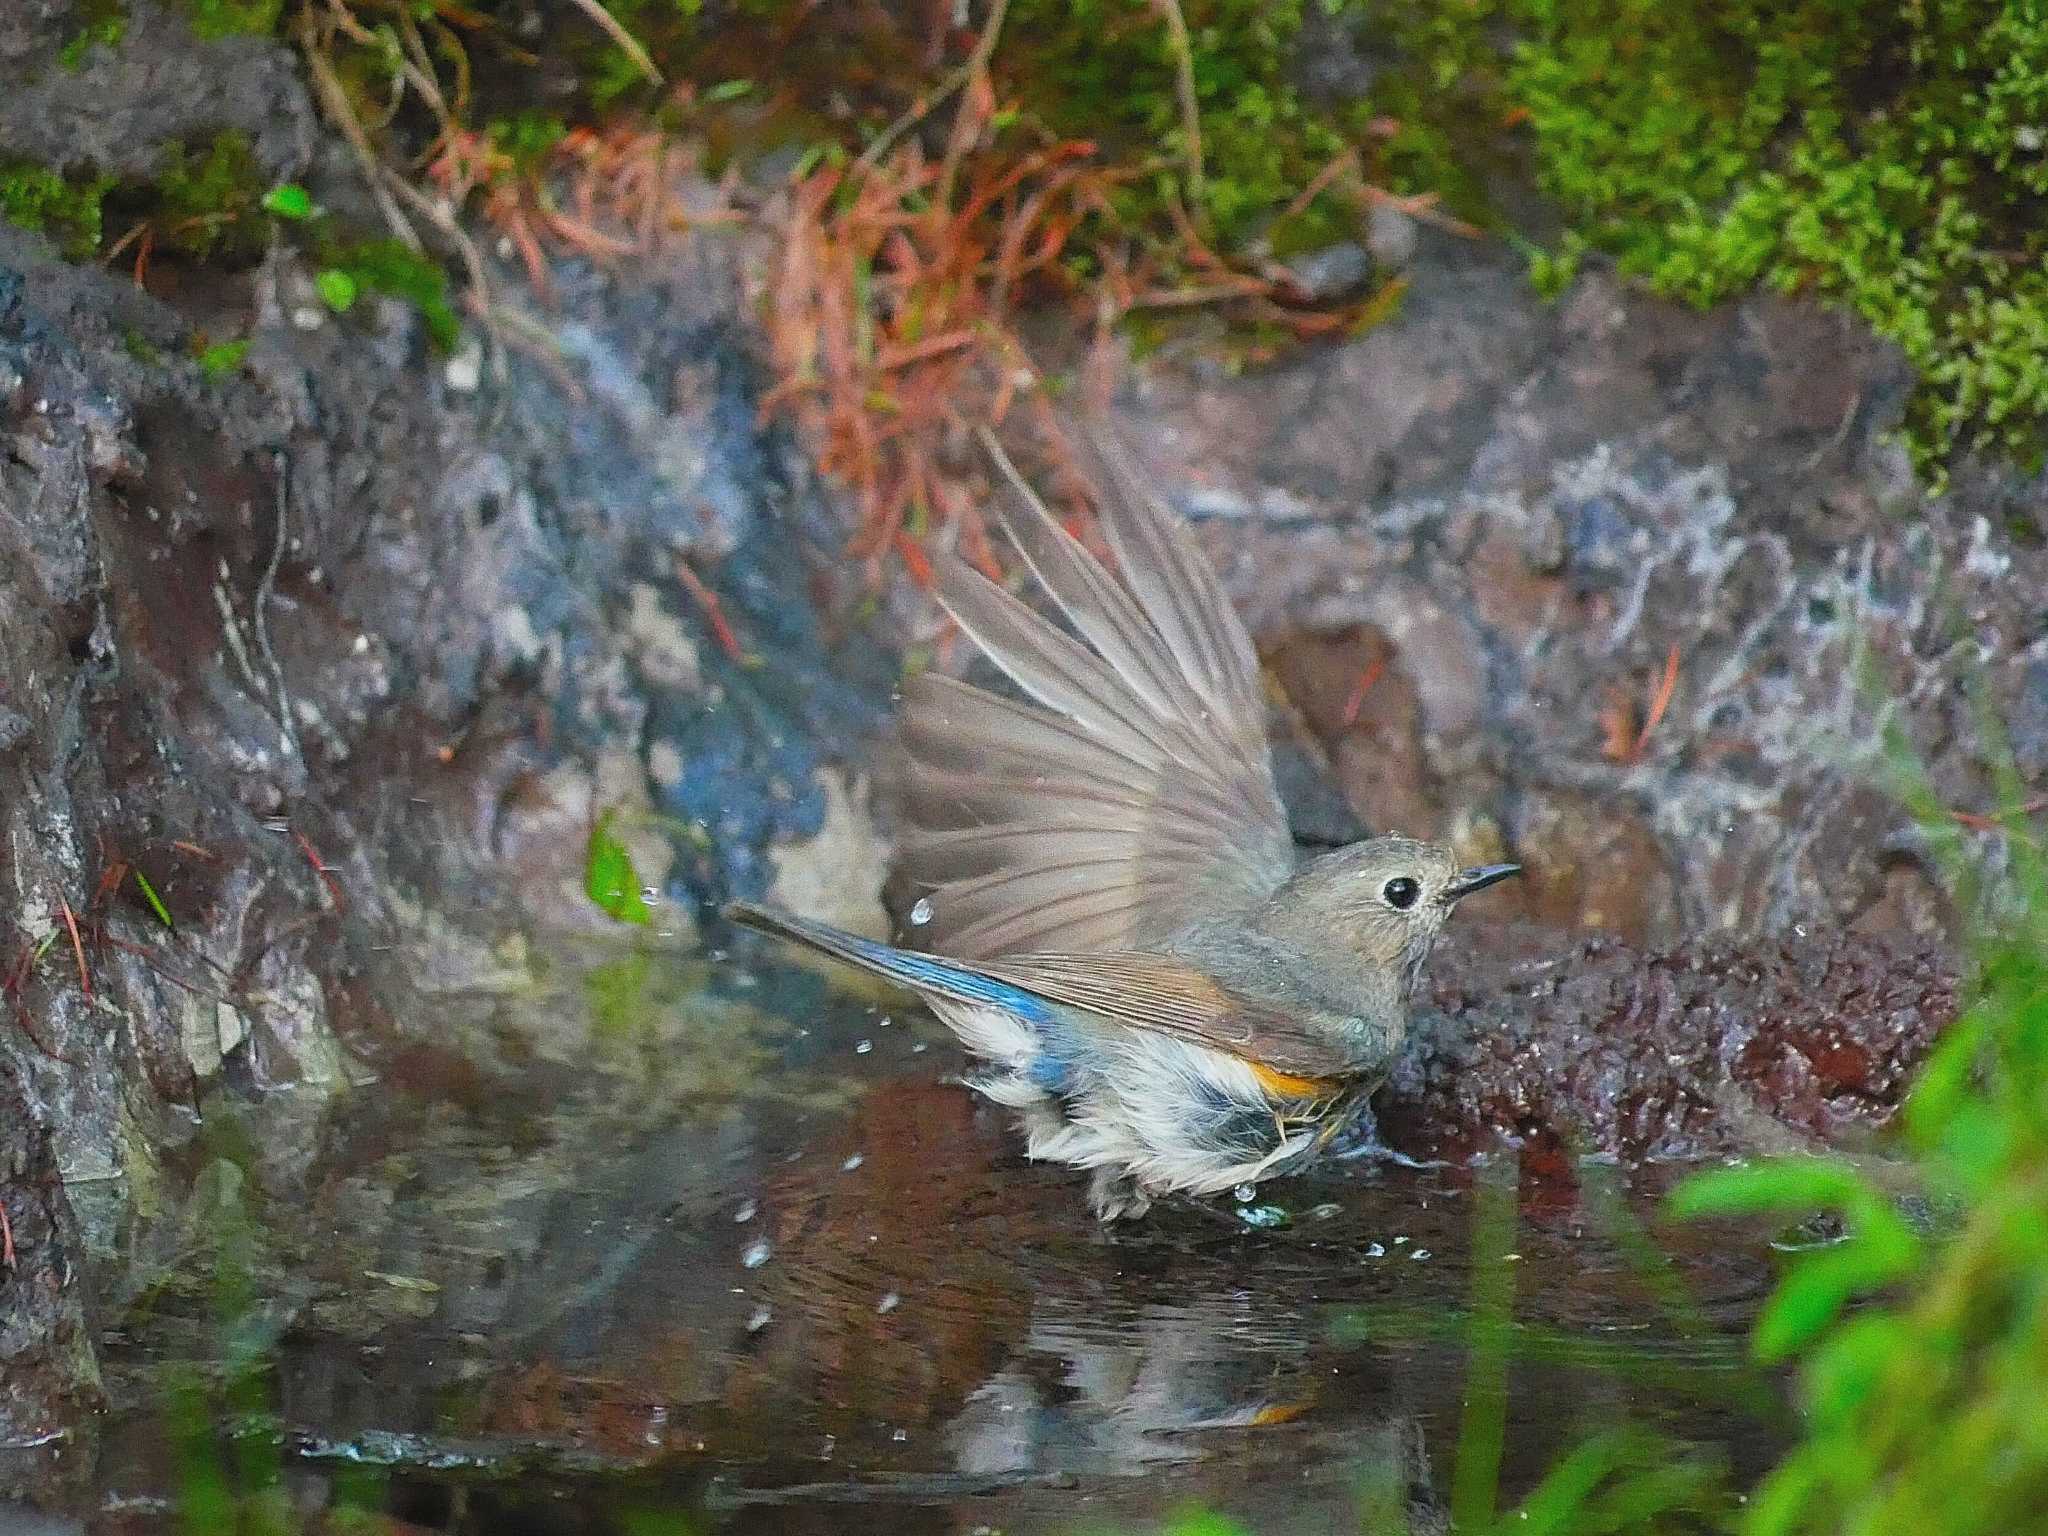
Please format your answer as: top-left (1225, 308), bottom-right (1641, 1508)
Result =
top-left (1383, 876), bottom-right (1421, 910)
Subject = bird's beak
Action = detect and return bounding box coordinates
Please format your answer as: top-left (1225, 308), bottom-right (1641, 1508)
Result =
top-left (1444, 863), bottom-right (1521, 902)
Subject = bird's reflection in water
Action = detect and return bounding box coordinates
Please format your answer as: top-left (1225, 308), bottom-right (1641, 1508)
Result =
top-left (726, 1077), bottom-right (1449, 1530)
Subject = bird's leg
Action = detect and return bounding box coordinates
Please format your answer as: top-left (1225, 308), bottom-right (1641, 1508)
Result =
top-left (1088, 1167), bottom-right (1154, 1223)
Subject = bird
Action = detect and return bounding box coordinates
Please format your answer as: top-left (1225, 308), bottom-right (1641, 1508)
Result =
top-left (726, 419), bottom-right (1519, 1221)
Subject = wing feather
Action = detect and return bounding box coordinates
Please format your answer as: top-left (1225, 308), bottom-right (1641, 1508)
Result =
top-left (1064, 419), bottom-right (1267, 750)
top-left (893, 422), bottom-right (1294, 959)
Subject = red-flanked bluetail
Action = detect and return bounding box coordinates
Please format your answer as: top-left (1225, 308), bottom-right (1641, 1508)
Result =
top-left (727, 420), bottom-right (1518, 1220)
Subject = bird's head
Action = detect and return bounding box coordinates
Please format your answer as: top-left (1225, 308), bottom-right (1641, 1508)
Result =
top-left (1267, 836), bottom-right (1520, 993)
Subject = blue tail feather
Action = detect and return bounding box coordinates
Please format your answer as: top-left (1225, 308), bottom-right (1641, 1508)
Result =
top-left (723, 902), bottom-right (1056, 1025)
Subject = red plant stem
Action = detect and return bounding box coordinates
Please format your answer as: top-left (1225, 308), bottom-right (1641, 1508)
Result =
top-left (675, 558), bottom-right (746, 662)
top-left (1634, 643), bottom-right (1681, 758)
top-left (1341, 652), bottom-right (1390, 728)
top-left (292, 829), bottom-right (347, 913)
top-left (56, 896), bottom-right (90, 1002)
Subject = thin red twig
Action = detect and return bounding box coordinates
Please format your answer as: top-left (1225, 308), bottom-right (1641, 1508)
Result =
top-left (1634, 643), bottom-right (1681, 758)
top-left (1, 1198), bottom-right (14, 1272)
top-left (2, 941), bottom-right (76, 1065)
top-left (56, 896), bottom-right (90, 1003)
top-left (1341, 651), bottom-right (1390, 728)
top-left (1950, 794), bottom-right (2048, 832)
top-left (293, 830), bottom-right (348, 913)
top-left (97, 934), bottom-right (209, 998)
top-left (675, 558), bottom-right (746, 662)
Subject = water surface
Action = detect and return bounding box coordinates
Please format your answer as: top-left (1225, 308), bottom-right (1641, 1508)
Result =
top-left (84, 934), bottom-right (1790, 1533)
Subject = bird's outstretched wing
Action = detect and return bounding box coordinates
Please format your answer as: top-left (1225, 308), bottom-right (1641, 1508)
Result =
top-left (896, 418), bottom-right (1295, 959)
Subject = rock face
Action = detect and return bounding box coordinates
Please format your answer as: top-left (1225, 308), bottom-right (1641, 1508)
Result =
top-left (1120, 238), bottom-right (2043, 950)
top-left (0, 79), bottom-right (894, 1497)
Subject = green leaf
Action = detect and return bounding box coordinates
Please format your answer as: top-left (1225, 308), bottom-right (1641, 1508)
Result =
top-left (261, 182), bottom-right (315, 220)
top-left (704, 78), bottom-right (755, 102)
top-left (1668, 1157), bottom-right (1868, 1220)
top-left (315, 268), bottom-right (358, 313)
top-left (1752, 1236), bottom-right (1919, 1363)
top-left (585, 812), bottom-right (652, 925)
top-left (1802, 1313), bottom-right (1912, 1426)
top-left (132, 869), bottom-right (174, 930)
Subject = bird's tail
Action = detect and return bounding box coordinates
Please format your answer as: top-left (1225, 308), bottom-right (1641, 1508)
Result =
top-left (721, 902), bottom-right (1056, 1024)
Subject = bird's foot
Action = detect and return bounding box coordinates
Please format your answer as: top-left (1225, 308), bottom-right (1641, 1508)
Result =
top-left (1088, 1168), bottom-right (1154, 1224)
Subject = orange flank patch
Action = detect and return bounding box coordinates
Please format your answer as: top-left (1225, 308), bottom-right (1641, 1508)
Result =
top-left (1250, 1401), bottom-right (1311, 1427)
top-left (1248, 1060), bottom-right (1338, 1100)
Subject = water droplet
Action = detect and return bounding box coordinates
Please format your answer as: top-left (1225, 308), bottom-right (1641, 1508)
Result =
top-left (842, 1153), bottom-right (865, 1171)
top-left (734, 1200), bottom-right (758, 1224)
top-left (741, 1239), bottom-right (772, 1269)
top-left (1364, 1242), bottom-right (1386, 1258)
top-left (1392, 1235), bottom-right (1409, 1245)
top-left (891, 1428), bottom-right (909, 1443)
top-left (855, 1038), bottom-right (873, 1055)
top-left (1410, 1248), bottom-right (1432, 1261)
top-left (878, 1015), bottom-right (892, 1027)
top-left (746, 1306), bottom-right (772, 1332)
top-left (1233, 1183), bottom-right (1258, 1203)
top-left (1310, 1203), bottom-right (1343, 1221)
top-left (877, 1291), bottom-right (900, 1314)
top-left (908, 897), bottom-right (934, 926)
top-left (911, 1041), bottom-right (928, 1053)
top-left (641, 885), bottom-right (661, 903)
top-left (1238, 1204), bottom-right (1290, 1229)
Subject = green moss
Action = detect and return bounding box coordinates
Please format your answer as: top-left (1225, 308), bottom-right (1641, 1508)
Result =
top-left (318, 238), bottom-right (462, 351)
top-left (1501, 0), bottom-right (2048, 476)
top-left (2, 132), bottom-right (273, 268)
top-left (145, 130), bottom-right (267, 259)
top-left (1001, 0), bottom-right (1356, 253)
top-left (122, 327), bottom-right (165, 365)
top-left (487, 110), bottom-right (570, 176)
top-left (59, 0), bottom-right (128, 70)
top-left (0, 160), bottom-right (112, 258)
top-left (196, 337), bottom-right (251, 377)
top-left (179, 0), bottom-right (284, 41)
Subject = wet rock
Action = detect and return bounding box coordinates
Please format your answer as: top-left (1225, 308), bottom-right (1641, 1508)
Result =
top-left (1380, 927), bottom-right (1959, 1163)
top-left (764, 768), bottom-right (893, 940)
top-left (0, 1078), bottom-right (98, 1505)
top-left (1263, 626), bottom-right (1436, 839)
top-left (1269, 734), bottom-right (1371, 850)
top-left (493, 748), bottom-right (685, 946)
top-left (1510, 792), bottom-right (1678, 945)
top-left (2006, 652), bottom-right (2048, 781)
